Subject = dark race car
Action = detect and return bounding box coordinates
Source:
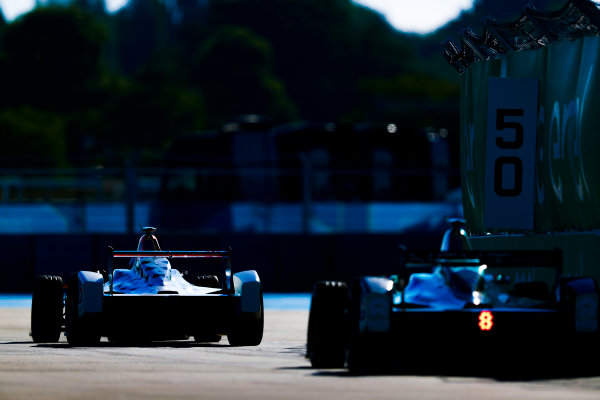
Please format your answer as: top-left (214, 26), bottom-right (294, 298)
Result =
top-left (31, 227), bottom-right (263, 346)
top-left (306, 222), bottom-right (600, 375)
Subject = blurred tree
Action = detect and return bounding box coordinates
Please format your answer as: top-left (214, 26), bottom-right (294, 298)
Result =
top-left (100, 52), bottom-right (206, 164)
top-left (0, 0), bottom-right (473, 170)
top-left (190, 25), bottom-right (297, 126)
top-left (72, 0), bottom-right (107, 14)
top-left (112, 0), bottom-right (170, 75)
top-left (0, 107), bottom-right (67, 167)
top-left (171, 0), bottom-right (209, 25)
top-left (0, 6), bottom-right (110, 167)
top-left (206, 0), bottom-right (419, 123)
top-left (0, 6), bottom-right (106, 112)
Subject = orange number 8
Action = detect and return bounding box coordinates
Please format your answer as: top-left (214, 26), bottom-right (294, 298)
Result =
top-left (478, 311), bottom-right (493, 331)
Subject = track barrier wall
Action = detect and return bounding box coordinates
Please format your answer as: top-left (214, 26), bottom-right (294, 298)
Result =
top-left (1, 232), bottom-right (442, 293)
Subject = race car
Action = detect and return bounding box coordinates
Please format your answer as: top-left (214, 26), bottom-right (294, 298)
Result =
top-left (306, 222), bottom-right (600, 374)
top-left (30, 227), bottom-right (263, 346)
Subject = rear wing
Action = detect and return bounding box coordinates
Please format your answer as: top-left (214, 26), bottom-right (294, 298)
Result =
top-left (107, 247), bottom-right (234, 294)
top-left (401, 249), bottom-right (563, 271)
top-left (397, 249), bottom-right (563, 304)
top-left (110, 250), bottom-right (231, 259)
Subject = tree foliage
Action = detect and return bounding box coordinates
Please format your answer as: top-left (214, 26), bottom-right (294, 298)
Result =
top-left (0, 0), bottom-right (467, 167)
top-left (1, 6), bottom-right (105, 112)
top-left (0, 107), bottom-right (67, 167)
top-left (190, 25), bottom-right (297, 126)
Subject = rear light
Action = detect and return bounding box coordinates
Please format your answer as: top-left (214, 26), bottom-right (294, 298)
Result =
top-left (478, 310), bottom-right (493, 331)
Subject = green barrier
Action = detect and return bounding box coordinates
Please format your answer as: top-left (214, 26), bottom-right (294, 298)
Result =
top-left (469, 232), bottom-right (600, 282)
top-left (461, 35), bottom-right (600, 279)
top-left (462, 36), bottom-right (600, 235)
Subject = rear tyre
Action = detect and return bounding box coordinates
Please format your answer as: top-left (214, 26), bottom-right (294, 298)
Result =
top-left (306, 281), bottom-right (349, 368)
top-left (227, 290), bottom-right (264, 346)
top-left (346, 279), bottom-right (379, 374)
top-left (65, 273), bottom-right (101, 346)
top-left (31, 275), bottom-right (64, 343)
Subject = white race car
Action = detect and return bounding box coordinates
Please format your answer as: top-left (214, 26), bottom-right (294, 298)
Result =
top-left (31, 227), bottom-right (263, 346)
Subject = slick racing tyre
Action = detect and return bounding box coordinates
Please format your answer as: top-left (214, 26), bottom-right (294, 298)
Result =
top-left (31, 275), bottom-right (64, 343)
top-left (65, 273), bottom-right (101, 346)
top-left (346, 278), bottom-right (390, 374)
top-left (307, 280), bottom-right (349, 368)
top-left (227, 290), bottom-right (264, 346)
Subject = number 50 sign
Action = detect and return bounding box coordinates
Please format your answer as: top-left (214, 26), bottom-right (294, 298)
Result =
top-left (484, 78), bottom-right (538, 231)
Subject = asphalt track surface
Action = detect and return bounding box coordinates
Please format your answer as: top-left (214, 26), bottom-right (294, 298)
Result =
top-left (2, 307), bottom-right (600, 400)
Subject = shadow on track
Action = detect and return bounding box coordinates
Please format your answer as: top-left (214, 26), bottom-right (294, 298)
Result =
top-left (18, 340), bottom-right (230, 349)
top-left (284, 353), bottom-right (600, 382)
top-left (307, 366), bottom-right (600, 382)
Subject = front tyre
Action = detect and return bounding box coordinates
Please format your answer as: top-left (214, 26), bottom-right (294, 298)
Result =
top-left (31, 275), bottom-right (64, 343)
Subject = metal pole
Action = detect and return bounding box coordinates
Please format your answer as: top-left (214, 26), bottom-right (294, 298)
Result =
top-left (125, 156), bottom-right (137, 235)
top-left (300, 153), bottom-right (312, 234)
